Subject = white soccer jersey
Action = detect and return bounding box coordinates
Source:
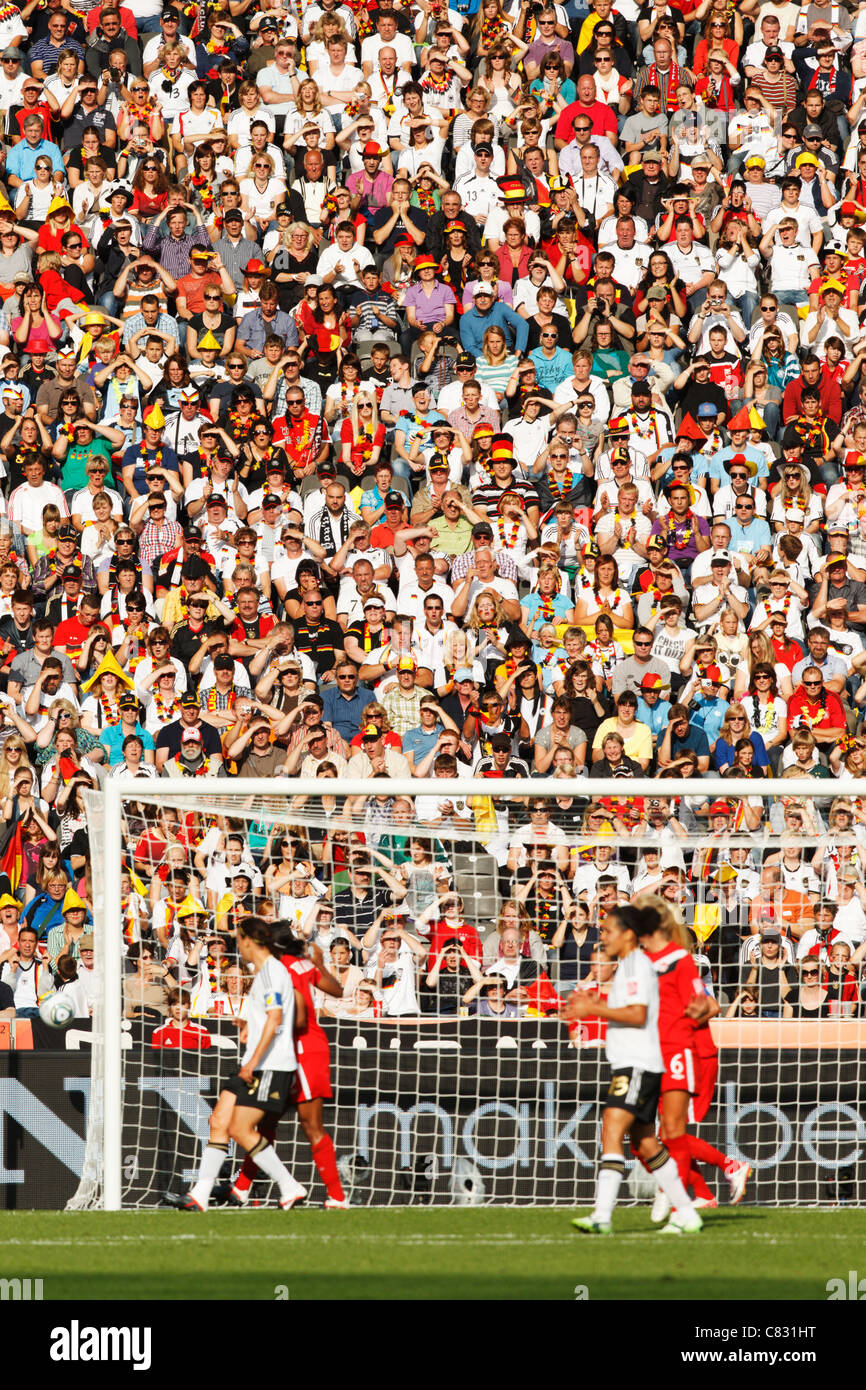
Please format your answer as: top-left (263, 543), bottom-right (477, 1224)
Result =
top-left (241, 956), bottom-right (297, 1072)
top-left (604, 947), bottom-right (663, 1072)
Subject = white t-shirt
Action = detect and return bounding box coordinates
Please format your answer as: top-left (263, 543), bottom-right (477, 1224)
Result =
top-left (605, 947), bottom-right (663, 1071)
top-left (242, 956), bottom-right (297, 1070)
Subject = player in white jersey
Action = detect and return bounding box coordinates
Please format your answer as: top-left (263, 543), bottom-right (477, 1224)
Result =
top-left (184, 917), bottom-right (307, 1212)
top-left (565, 904), bottom-right (703, 1235)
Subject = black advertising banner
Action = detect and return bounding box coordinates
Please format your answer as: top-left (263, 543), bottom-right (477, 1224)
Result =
top-left (1, 1023), bottom-right (863, 1207)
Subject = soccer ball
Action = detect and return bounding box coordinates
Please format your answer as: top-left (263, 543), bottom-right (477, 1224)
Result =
top-left (39, 993), bottom-right (75, 1028)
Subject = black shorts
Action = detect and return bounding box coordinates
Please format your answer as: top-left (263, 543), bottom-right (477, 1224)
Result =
top-left (603, 1067), bottom-right (663, 1126)
top-left (224, 1069), bottom-right (295, 1115)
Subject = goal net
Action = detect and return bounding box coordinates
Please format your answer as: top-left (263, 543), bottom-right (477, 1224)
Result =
top-left (71, 775), bottom-right (866, 1210)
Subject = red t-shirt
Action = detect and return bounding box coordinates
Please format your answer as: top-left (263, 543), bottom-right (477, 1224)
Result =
top-left (282, 952), bottom-right (328, 1045)
top-left (787, 687), bottom-right (845, 733)
top-left (770, 636), bottom-right (803, 673)
top-left (426, 919), bottom-right (484, 965)
top-left (340, 418), bottom-right (386, 473)
top-left (230, 612), bottom-right (276, 645)
top-left (151, 1021), bottom-right (212, 1049)
top-left (554, 99), bottom-right (617, 143)
top-left (54, 616), bottom-right (110, 660)
top-left (646, 940), bottom-right (705, 1054)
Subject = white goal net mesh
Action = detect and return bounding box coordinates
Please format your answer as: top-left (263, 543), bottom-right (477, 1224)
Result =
top-left (72, 776), bottom-right (866, 1209)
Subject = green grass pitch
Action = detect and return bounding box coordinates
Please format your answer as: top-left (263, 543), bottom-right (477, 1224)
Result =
top-left (0, 1207), bottom-right (862, 1300)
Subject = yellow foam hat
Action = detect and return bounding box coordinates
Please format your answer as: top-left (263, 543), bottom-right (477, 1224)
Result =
top-left (0, 194), bottom-right (12, 214)
top-left (47, 196), bottom-right (72, 217)
top-left (197, 330), bottom-right (220, 351)
top-left (796, 303), bottom-right (810, 320)
top-left (795, 152), bottom-right (819, 168)
top-left (176, 895), bottom-right (208, 919)
top-left (748, 408), bottom-right (765, 430)
top-left (143, 403), bottom-right (165, 430)
top-left (81, 311), bottom-right (106, 329)
top-left (0, 893), bottom-right (21, 911)
top-left (81, 649), bottom-right (134, 694)
top-left (62, 888), bottom-right (87, 914)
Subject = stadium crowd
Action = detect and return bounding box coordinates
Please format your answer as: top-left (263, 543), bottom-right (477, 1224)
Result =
top-left (0, 0), bottom-right (863, 1028)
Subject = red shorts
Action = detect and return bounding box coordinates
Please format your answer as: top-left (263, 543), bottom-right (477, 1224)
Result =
top-left (660, 1044), bottom-right (697, 1096)
top-left (689, 1054), bottom-right (718, 1125)
top-left (290, 1034), bottom-right (332, 1104)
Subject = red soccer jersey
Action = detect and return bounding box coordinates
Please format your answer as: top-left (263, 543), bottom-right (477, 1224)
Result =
top-left (54, 616), bottom-right (110, 660)
top-left (150, 1021), bottom-right (212, 1049)
top-left (282, 952), bottom-right (328, 1045)
top-left (646, 941), bottom-right (705, 1053)
top-left (426, 919), bottom-right (484, 965)
top-left (692, 1016), bottom-right (718, 1060)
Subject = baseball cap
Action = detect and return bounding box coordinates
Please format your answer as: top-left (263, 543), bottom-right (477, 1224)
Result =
top-left (213, 653), bottom-right (234, 671)
top-left (709, 800), bottom-right (731, 815)
top-left (697, 402), bottom-right (718, 418)
top-left (397, 655), bottom-right (416, 672)
top-left (384, 490), bottom-right (405, 508)
top-left (710, 551), bottom-right (732, 565)
top-left (455, 352), bottom-right (476, 369)
top-left (181, 727), bottom-right (203, 744)
top-left (454, 667), bottom-right (475, 681)
top-left (223, 208), bottom-right (243, 223)
top-left (361, 723), bottom-right (382, 739)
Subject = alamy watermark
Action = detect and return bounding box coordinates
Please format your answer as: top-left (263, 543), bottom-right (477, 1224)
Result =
top-left (827, 1270), bottom-right (866, 1299)
top-left (0, 1277), bottom-right (42, 1300)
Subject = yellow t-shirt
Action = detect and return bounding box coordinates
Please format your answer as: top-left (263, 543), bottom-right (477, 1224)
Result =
top-left (592, 717), bottom-right (653, 765)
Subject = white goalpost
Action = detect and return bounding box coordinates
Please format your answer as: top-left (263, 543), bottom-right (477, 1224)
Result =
top-left (73, 774), bottom-right (866, 1212)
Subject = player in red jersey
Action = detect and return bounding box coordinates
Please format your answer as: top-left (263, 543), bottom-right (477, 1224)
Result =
top-left (230, 926), bottom-right (349, 1208)
top-left (636, 896), bottom-right (750, 1223)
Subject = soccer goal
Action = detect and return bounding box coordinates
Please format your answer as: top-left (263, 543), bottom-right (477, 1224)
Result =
top-left (71, 775), bottom-right (866, 1211)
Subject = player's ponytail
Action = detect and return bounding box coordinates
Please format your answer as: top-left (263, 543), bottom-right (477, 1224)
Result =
top-left (633, 892), bottom-right (690, 948)
top-left (271, 920), bottom-right (306, 957)
top-left (236, 916), bottom-right (278, 955)
top-left (608, 905), bottom-right (645, 938)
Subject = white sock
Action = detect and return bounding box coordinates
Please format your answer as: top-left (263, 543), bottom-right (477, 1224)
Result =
top-left (190, 1144), bottom-right (227, 1207)
top-left (654, 1156), bottom-right (697, 1215)
top-left (249, 1141), bottom-right (296, 1197)
top-left (594, 1155), bottom-right (624, 1223)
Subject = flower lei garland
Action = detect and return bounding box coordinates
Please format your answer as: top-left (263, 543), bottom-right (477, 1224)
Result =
top-left (98, 693), bottom-right (121, 727)
top-left (628, 408), bottom-right (661, 447)
top-left (496, 516), bottom-right (521, 549)
top-left (153, 691), bottom-right (181, 722)
top-left (174, 752), bottom-right (211, 775)
top-left (413, 183), bottom-right (438, 215)
top-left (481, 14), bottom-right (507, 45)
top-left (141, 441), bottom-right (163, 467)
top-left (190, 174), bottom-right (215, 213)
top-left (666, 510), bottom-right (694, 550)
top-left (344, 0), bottom-right (374, 39)
top-left (421, 67), bottom-right (451, 95)
top-left (228, 408), bottom-right (257, 440)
